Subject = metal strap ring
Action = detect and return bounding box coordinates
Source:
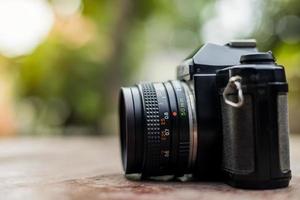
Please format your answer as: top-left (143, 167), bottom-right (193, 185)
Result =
top-left (223, 76), bottom-right (244, 108)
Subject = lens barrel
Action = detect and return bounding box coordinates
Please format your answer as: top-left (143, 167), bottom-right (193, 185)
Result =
top-left (119, 81), bottom-right (197, 176)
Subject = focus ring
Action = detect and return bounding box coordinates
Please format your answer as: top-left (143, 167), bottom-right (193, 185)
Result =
top-left (140, 83), bottom-right (161, 174)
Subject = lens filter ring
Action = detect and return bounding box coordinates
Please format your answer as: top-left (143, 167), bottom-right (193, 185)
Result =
top-left (119, 87), bottom-right (136, 173)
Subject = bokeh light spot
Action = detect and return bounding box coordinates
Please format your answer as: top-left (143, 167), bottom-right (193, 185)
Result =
top-left (0, 0), bottom-right (54, 57)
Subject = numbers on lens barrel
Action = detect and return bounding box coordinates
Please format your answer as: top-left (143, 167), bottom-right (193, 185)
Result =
top-left (175, 86), bottom-right (182, 92)
top-left (160, 112), bottom-right (169, 125)
top-left (160, 111), bottom-right (170, 140)
top-left (161, 150), bottom-right (170, 158)
top-left (161, 128), bottom-right (170, 141)
top-left (179, 97), bottom-right (187, 117)
top-left (154, 83), bottom-right (172, 166)
top-left (164, 112), bottom-right (169, 120)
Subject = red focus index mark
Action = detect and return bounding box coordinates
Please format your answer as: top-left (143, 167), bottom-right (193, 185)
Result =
top-left (172, 112), bottom-right (177, 117)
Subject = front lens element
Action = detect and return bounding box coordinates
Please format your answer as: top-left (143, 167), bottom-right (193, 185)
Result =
top-left (119, 81), bottom-right (197, 176)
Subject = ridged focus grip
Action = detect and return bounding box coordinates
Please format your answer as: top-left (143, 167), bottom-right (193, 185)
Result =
top-left (140, 83), bottom-right (161, 174)
top-left (135, 81), bottom-right (192, 176)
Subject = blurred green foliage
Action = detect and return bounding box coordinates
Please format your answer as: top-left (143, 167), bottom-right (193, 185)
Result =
top-left (4, 0), bottom-right (300, 135)
top-left (11, 0), bottom-right (216, 135)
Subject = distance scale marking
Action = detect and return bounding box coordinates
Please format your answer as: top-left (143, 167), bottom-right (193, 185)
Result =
top-left (173, 81), bottom-right (188, 118)
top-left (171, 80), bottom-right (190, 173)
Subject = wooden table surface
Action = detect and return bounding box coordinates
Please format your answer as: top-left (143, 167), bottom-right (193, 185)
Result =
top-left (0, 136), bottom-right (300, 200)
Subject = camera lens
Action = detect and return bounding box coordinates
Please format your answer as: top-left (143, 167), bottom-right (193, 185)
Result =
top-left (119, 81), bottom-right (197, 176)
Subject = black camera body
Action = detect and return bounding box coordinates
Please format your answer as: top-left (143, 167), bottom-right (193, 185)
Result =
top-left (177, 40), bottom-right (291, 188)
top-left (119, 40), bottom-right (291, 189)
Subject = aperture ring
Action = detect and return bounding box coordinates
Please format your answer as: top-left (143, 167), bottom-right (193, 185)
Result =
top-left (154, 83), bottom-right (172, 172)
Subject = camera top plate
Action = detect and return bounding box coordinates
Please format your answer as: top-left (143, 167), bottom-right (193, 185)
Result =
top-left (177, 40), bottom-right (257, 80)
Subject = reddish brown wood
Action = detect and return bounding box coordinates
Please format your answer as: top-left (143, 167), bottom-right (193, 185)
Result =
top-left (0, 136), bottom-right (300, 200)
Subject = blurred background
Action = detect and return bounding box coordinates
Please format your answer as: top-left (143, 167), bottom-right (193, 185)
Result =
top-left (0, 0), bottom-right (299, 137)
